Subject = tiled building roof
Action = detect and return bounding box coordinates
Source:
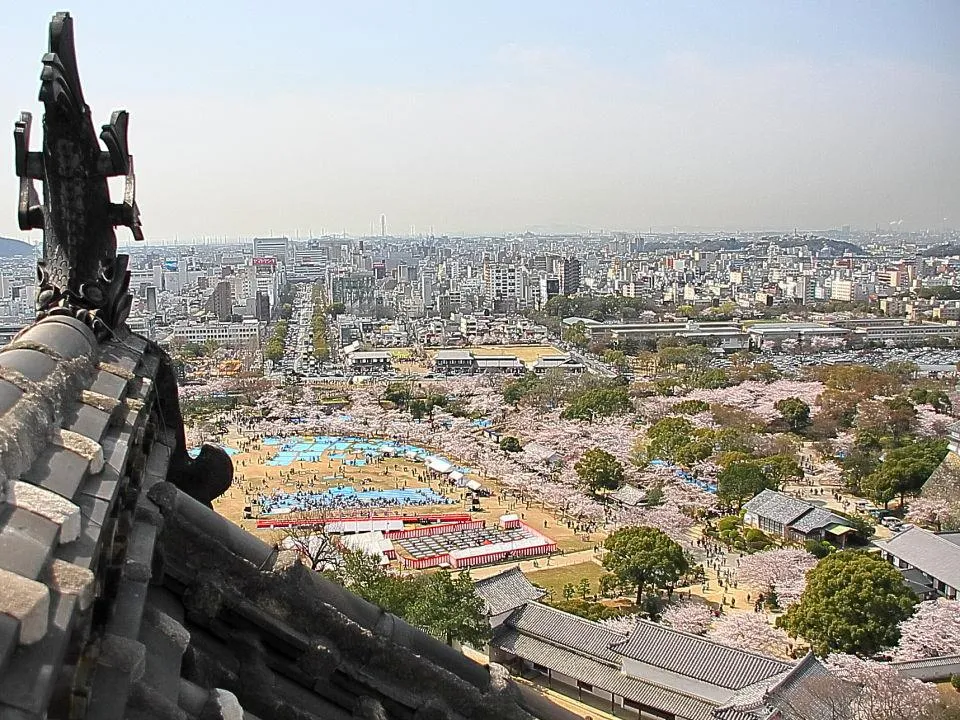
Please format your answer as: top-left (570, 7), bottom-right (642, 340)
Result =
top-left (495, 628), bottom-right (716, 720)
top-left (474, 566), bottom-right (546, 616)
top-left (609, 620), bottom-right (791, 691)
top-left (742, 490), bottom-right (813, 525)
top-left (875, 526), bottom-right (960, 590)
top-left (491, 603), bottom-right (820, 720)
top-left (504, 601), bottom-right (626, 664)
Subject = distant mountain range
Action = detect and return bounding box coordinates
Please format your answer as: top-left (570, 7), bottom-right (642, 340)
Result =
top-left (0, 237), bottom-right (35, 256)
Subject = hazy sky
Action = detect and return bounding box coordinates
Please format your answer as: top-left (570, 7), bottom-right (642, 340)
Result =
top-left (1, 1), bottom-right (958, 242)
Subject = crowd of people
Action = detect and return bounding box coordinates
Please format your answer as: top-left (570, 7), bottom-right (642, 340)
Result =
top-left (257, 486), bottom-right (455, 515)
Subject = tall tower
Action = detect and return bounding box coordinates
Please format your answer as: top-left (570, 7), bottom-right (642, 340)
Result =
top-left (380, 214), bottom-right (386, 237)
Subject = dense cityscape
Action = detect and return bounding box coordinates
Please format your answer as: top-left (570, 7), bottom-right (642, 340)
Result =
top-left (1, 5), bottom-right (959, 720)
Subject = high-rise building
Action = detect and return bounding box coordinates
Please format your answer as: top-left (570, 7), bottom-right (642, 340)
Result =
top-left (253, 236), bottom-right (290, 265)
top-left (205, 280), bottom-right (233, 321)
top-left (145, 286), bottom-right (158, 314)
top-left (560, 257), bottom-right (581, 295)
top-left (482, 262), bottom-right (520, 302)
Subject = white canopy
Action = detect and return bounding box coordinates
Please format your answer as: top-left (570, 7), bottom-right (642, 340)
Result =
top-left (466, 479), bottom-right (483, 492)
top-left (426, 456), bottom-right (454, 474)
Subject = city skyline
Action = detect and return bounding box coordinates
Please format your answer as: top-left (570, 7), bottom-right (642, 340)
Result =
top-left (1, 1), bottom-right (957, 242)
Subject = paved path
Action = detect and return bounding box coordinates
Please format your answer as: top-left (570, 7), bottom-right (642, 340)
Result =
top-left (467, 549), bottom-right (600, 580)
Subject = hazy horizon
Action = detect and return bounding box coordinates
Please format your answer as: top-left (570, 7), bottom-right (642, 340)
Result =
top-left (1, 1), bottom-right (957, 243)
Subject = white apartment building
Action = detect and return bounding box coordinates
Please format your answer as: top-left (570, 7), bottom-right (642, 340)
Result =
top-left (482, 263), bottom-right (521, 302)
top-left (164, 319), bottom-right (261, 348)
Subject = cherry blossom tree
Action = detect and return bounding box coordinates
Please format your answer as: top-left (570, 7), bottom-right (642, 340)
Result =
top-left (905, 497), bottom-right (960, 532)
top-left (891, 598), bottom-right (960, 661)
top-left (706, 612), bottom-right (790, 656)
top-left (736, 548), bottom-right (818, 606)
top-left (825, 654), bottom-right (943, 720)
top-left (598, 614), bottom-right (639, 634)
top-left (660, 599), bottom-right (714, 635)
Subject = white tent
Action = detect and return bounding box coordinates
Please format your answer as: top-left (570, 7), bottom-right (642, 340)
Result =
top-left (426, 456), bottom-right (454, 474)
top-left (466, 479), bottom-right (483, 492)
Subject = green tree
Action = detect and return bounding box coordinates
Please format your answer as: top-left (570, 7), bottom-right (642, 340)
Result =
top-left (408, 399), bottom-right (427, 420)
top-left (577, 578), bottom-right (591, 599)
top-left (562, 321), bottom-right (590, 348)
top-left (717, 461), bottom-right (775, 510)
top-left (575, 447), bottom-right (625, 495)
top-left (562, 583), bottom-right (576, 600)
top-left (406, 570), bottom-right (489, 647)
top-left (761, 454), bottom-right (804, 486)
top-left (777, 550), bottom-right (917, 656)
top-left (774, 397), bottom-right (811, 432)
top-left (602, 526), bottom-right (689, 605)
top-left (642, 416), bottom-right (695, 464)
top-left (561, 386), bottom-right (634, 421)
top-left (602, 349), bottom-right (631, 373)
top-left (864, 438), bottom-right (948, 508)
top-left (499, 436), bottom-right (522, 453)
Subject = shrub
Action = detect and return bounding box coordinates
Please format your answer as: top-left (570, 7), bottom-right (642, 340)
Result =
top-left (951, 674), bottom-right (960, 692)
top-left (804, 539), bottom-right (836, 559)
top-left (672, 399), bottom-right (711, 415)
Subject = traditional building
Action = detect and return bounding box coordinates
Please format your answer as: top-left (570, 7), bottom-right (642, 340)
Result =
top-left (476, 569), bottom-right (843, 720)
top-left (742, 490), bottom-right (853, 544)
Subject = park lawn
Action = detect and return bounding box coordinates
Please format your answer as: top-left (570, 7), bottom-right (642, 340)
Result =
top-left (524, 561), bottom-right (607, 599)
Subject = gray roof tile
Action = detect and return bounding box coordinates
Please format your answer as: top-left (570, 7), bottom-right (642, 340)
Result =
top-left (60, 402), bottom-right (113, 443)
top-left (0, 615), bottom-right (19, 673)
top-left (0, 507), bottom-right (58, 579)
top-left (610, 620), bottom-right (790, 690)
top-left (22, 447), bottom-right (89, 500)
top-left (0, 380), bottom-right (24, 417)
top-left (88, 369), bottom-right (129, 401)
top-left (505, 601), bottom-right (626, 663)
top-left (743, 490), bottom-right (814, 525)
top-left (98, 343), bottom-right (140, 373)
top-left (0, 349), bottom-right (57, 382)
top-left (876, 526), bottom-right (960, 590)
top-left (474, 566), bottom-right (546, 615)
top-left (0, 593), bottom-right (77, 715)
top-left (22, 320), bottom-right (94, 360)
top-left (495, 628), bottom-right (716, 720)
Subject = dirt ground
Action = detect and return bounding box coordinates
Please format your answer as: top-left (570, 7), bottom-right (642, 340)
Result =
top-left (211, 429), bottom-right (594, 557)
top-left (388, 345), bottom-right (565, 375)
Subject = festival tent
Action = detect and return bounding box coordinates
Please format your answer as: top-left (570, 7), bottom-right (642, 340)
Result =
top-left (466, 479), bottom-right (483, 492)
top-left (325, 519), bottom-right (404, 534)
top-left (426, 456), bottom-right (454, 474)
top-left (339, 531), bottom-right (396, 564)
top-left (449, 470), bottom-right (466, 484)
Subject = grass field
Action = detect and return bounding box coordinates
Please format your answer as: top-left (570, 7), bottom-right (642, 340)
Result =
top-left (524, 561), bottom-right (606, 599)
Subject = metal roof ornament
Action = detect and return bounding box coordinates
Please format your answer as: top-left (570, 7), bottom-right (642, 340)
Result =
top-left (14, 12), bottom-right (143, 341)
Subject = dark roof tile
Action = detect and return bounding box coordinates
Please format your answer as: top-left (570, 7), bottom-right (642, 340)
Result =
top-left (0, 349), bottom-right (56, 382)
top-left (0, 380), bottom-right (24, 417)
top-left (22, 447), bottom-right (89, 500)
top-left (19, 319), bottom-right (94, 360)
top-left (610, 621), bottom-right (790, 691)
top-left (0, 614), bottom-right (19, 672)
top-left (0, 507), bottom-right (58, 579)
top-left (88, 369), bottom-right (129, 401)
top-left (474, 566), bottom-right (546, 615)
top-left (0, 593), bottom-right (77, 715)
top-left (60, 402), bottom-right (113, 443)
